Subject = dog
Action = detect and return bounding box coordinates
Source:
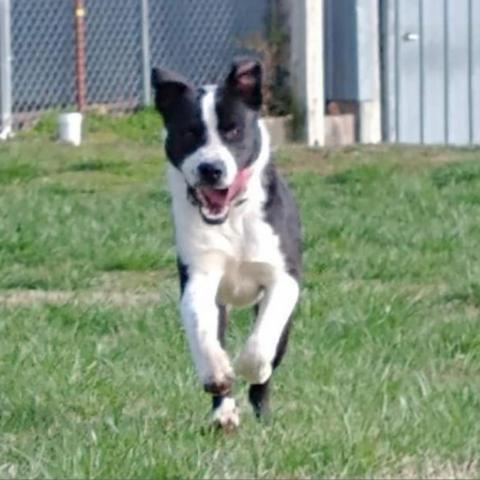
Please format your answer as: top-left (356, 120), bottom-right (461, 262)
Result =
top-left (151, 58), bottom-right (301, 430)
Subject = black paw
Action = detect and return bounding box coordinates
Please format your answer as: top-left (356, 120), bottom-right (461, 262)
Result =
top-left (203, 375), bottom-right (234, 395)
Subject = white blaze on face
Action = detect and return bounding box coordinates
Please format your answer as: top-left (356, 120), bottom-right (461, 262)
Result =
top-left (180, 86), bottom-right (238, 188)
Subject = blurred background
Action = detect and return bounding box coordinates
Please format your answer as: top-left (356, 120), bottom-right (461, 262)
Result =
top-left (1, 2), bottom-right (480, 478)
top-left (0, 0), bottom-right (479, 146)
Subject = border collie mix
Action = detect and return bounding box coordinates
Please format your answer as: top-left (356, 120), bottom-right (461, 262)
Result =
top-left (151, 58), bottom-right (301, 430)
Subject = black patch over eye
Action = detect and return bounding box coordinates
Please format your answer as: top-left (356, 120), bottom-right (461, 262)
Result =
top-left (220, 124), bottom-right (242, 142)
top-left (182, 126), bottom-right (202, 142)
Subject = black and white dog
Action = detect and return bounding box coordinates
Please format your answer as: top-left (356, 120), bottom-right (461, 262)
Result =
top-left (151, 58), bottom-right (301, 429)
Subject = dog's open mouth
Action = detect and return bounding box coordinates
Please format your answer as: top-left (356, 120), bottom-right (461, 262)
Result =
top-left (194, 169), bottom-right (250, 224)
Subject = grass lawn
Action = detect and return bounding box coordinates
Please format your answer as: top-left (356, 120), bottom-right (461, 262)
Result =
top-left (1, 110), bottom-right (480, 478)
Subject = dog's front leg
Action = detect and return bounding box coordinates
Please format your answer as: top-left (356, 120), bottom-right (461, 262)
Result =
top-left (181, 271), bottom-right (234, 395)
top-left (237, 272), bottom-right (299, 386)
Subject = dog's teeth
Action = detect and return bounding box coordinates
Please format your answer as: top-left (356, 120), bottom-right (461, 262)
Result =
top-left (201, 205), bottom-right (229, 221)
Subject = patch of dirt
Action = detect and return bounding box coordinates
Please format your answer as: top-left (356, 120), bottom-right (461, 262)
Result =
top-left (0, 289), bottom-right (164, 307)
top-left (95, 270), bottom-right (172, 291)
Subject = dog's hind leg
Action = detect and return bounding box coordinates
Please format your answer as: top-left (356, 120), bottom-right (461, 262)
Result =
top-left (211, 305), bottom-right (239, 430)
top-left (212, 305), bottom-right (240, 430)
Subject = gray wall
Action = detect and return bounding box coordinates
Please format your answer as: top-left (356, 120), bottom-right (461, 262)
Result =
top-left (325, 0), bottom-right (379, 102)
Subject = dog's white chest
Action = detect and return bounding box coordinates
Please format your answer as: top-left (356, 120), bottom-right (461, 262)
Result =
top-left (202, 212), bottom-right (284, 307)
top-left (216, 259), bottom-right (272, 307)
top-left (173, 194), bottom-right (285, 307)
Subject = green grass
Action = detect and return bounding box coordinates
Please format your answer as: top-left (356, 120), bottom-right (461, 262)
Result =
top-left (1, 113), bottom-right (480, 478)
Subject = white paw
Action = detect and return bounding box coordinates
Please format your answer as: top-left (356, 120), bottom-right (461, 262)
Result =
top-left (236, 337), bottom-right (273, 384)
top-left (212, 397), bottom-right (240, 431)
top-left (200, 346), bottom-right (235, 395)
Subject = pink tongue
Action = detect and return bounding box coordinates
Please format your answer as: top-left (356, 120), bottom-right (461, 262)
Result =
top-left (226, 168), bottom-right (250, 202)
top-left (202, 168), bottom-right (250, 210)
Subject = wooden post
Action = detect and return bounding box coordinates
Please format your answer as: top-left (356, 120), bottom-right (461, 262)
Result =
top-left (305, 0), bottom-right (325, 146)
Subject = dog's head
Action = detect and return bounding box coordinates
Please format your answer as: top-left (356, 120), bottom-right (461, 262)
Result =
top-left (152, 58), bottom-right (263, 224)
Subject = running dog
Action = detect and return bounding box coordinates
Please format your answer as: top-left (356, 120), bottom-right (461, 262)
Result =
top-left (151, 58), bottom-right (301, 429)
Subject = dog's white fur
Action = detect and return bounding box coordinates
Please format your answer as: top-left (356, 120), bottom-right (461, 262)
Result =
top-left (180, 87), bottom-right (238, 189)
top-left (168, 90), bottom-right (299, 391)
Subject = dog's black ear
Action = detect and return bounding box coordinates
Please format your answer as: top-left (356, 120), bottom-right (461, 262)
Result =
top-left (225, 57), bottom-right (262, 110)
top-left (151, 67), bottom-right (191, 115)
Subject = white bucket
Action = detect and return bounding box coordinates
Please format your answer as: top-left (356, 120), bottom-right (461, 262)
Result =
top-left (58, 112), bottom-right (83, 146)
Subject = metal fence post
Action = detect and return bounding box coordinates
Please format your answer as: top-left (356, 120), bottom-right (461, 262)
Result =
top-left (0, 0), bottom-right (13, 139)
top-left (140, 0), bottom-right (151, 106)
top-left (74, 0), bottom-right (87, 112)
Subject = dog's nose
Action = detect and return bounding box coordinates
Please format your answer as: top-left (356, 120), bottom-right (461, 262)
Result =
top-left (197, 161), bottom-right (225, 185)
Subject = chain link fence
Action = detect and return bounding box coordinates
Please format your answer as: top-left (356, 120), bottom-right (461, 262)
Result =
top-left (0, 0), bottom-right (268, 130)
top-left (11, 0), bottom-right (75, 120)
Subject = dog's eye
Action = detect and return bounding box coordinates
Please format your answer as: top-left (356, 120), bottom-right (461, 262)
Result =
top-left (221, 125), bottom-right (241, 142)
top-left (182, 127), bottom-right (200, 142)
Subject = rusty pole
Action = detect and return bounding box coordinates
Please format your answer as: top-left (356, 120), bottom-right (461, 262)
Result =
top-left (74, 0), bottom-right (86, 112)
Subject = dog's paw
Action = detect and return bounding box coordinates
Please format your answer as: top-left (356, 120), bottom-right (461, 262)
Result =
top-left (212, 397), bottom-right (240, 432)
top-left (201, 348), bottom-right (235, 395)
top-left (236, 337), bottom-right (273, 384)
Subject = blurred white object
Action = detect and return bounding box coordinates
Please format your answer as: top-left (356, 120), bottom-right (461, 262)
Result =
top-left (0, 125), bottom-right (13, 140)
top-left (58, 112), bottom-right (83, 146)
